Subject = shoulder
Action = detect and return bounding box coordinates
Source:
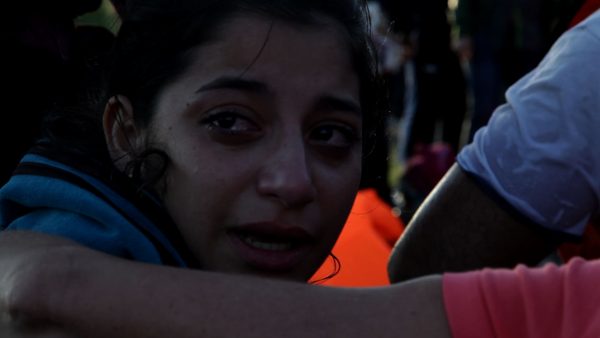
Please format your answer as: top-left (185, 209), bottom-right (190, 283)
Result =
top-left (575, 8), bottom-right (600, 38)
top-left (456, 13), bottom-right (600, 235)
top-left (0, 154), bottom-right (164, 264)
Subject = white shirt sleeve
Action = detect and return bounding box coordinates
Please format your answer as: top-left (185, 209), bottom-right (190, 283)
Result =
top-left (457, 11), bottom-right (600, 236)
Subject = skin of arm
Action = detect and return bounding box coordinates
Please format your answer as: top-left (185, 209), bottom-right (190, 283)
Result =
top-left (388, 164), bottom-right (556, 283)
top-left (0, 231), bottom-right (451, 338)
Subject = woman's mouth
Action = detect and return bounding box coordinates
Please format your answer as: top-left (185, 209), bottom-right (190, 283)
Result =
top-left (238, 234), bottom-right (295, 251)
top-left (227, 222), bottom-right (316, 272)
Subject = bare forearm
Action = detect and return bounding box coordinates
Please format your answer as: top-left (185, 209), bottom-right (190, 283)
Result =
top-left (388, 165), bottom-right (556, 282)
top-left (62, 261), bottom-right (448, 337)
top-left (1, 231), bottom-right (451, 338)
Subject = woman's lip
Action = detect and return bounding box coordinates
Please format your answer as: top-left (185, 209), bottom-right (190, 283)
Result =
top-left (231, 222), bottom-right (316, 240)
top-left (227, 222), bottom-right (316, 272)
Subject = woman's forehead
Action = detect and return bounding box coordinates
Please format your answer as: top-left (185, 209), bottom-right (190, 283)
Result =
top-left (170, 15), bottom-right (356, 86)
top-left (150, 14), bottom-right (361, 125)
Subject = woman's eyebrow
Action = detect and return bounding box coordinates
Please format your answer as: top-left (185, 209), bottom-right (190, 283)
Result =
top-left (196, 76), bottom-right (361, 116)
top-left (195, 76), bottom-right (268, 93)
top-left (316, 95), bottom-right (362, 117)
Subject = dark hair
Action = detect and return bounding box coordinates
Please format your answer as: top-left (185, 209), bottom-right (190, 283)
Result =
top-left (42, 0), bottom-right (383, 187)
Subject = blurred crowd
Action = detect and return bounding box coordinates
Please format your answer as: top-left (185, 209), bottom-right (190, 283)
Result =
top-left (365, 0), bottom-right (588, 222)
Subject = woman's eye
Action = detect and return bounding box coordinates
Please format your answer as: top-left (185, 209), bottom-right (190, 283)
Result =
top-left (200, 110), bottom-right (261, 143)
top-left (309, 124), bottom-right (360, 149)
top-left (201, 112), bottom-right (257, 132)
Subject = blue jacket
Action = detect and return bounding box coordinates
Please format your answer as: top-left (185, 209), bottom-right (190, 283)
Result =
top-left (0, 150), bottom-right (197, 267)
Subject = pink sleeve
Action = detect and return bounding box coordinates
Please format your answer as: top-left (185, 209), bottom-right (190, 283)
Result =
top-left (442, 258), bottom-right (600, 338)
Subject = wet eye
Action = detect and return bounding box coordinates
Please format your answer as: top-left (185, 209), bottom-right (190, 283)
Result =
top-left (309, 124), bottom-right (360, 150)
top-left (201, 112), bottom-right (257, 132)
top-left (200, 110), bottom-right (261, 144)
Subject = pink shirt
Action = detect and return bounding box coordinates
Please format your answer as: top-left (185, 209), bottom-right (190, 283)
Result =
top-left (443, 258), bottom-right (600, 338)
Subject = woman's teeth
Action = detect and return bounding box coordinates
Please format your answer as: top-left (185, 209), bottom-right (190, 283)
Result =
top-left (241, 235), bottom-right (293, 251)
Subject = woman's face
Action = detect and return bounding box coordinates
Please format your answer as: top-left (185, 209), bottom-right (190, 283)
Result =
top-left (148, 15), bottom-right (362, 280)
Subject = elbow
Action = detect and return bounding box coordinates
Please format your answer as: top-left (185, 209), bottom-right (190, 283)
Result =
top-left (387, 249), bottom-right (402, 283)
top-left (387, 233), bottom-right (440, 283)
top-left (3, 253), bottom-right (49, 322)
top-left (1, 246), bottom-right (78, 324)
top-left (387, 242), bottom-right (416, 283)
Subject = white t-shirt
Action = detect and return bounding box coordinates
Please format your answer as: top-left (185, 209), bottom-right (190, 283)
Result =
top-left (457, 10), bottom-right (600, 237)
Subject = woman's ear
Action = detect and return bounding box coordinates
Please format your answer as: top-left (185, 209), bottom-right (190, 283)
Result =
top-left (103, 95), bottom-right (142, 171)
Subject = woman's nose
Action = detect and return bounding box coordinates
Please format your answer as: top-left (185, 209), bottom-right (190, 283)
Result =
top-left (256, 138), bottom-right (316, 208)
